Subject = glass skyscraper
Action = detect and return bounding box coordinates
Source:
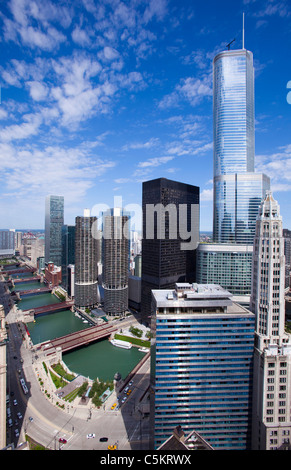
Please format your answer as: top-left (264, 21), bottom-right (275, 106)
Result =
top-left (150, 283), bottom-right (255, 450)
top-left (45, 195), bottom-right (64, 266)
top-left (213, 49), bottom-right (270, 244)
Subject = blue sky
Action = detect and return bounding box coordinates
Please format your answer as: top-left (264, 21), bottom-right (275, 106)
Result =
top-left (0, 0), bottom-right (290, 232)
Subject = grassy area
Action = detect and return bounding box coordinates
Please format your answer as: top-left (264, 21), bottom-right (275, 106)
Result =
top-left (49, 369), bottom-right (67, 389)
top-left (114, 333), bottom-right (150, 348)
top-left (25, 435), bottom-right (48, 450)
top-left (52, 362), bottom-right (75, 381)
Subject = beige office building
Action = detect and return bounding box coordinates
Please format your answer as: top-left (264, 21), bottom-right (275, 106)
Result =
top-left (251, 192), bottom-right (291, 450)
top-left (0, 304), bottom-right (7, 449)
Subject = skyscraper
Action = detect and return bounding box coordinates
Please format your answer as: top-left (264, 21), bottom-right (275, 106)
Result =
top-left (61, 224), bottom-right (75, 291)
top-left (102, 208), bottom-right (129, 316)
top-left (150, 283), bottom-right (255, 450)
top-left (45, 195), bottom-right (64, 266)
top-left (250, 192), bottom-right (291, 450)
top-left (197, 40), bottom-right (270, 305)
top-left (213, 48), bottom-right (270, 244)
top-left (74, 210), bottom-right (98, 308)
top-left (141, 178), bottom-right (199, 324)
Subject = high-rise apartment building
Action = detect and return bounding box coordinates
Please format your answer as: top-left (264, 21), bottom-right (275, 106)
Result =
top-left (141, 178), bottom-right (199, 324)
top-left (103, 208), bottom-right (129, 316)
top-left (250, 192), bottom-right (291, 450)
top-left (150, 283), bottom-right (255, 450)
top-left (45, 195), bottom-right (64, 266)
top-left (213, 48), bottom-right (270, 244)
top-left (74, 210), bottom-right (98, 308)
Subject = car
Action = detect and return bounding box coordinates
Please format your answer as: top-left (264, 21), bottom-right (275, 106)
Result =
top-left (15, 429), bottom-right (19, 437)
top-left (108, 444), bottom-right (117, 450)
top-left (124, 386), bottom-right (129, 393)
top-left (86, 433), bottom-right (95, 439)
top-left (17, 412), bottom-right (22, 419)
top-left (129, 380), bottom-right (133, 386)
top-left (13, 399), bottom-right (17, 406)
top-left (111, 403), bottom-right (117, 410)
top-left (126, 389), bottom-right (132, 396)
top-left (121, 396), bottom-right (127, 403)
top-left (29, 416), bottom-right (33, 422)
top-left (99, 437), bottom-right (108, 442)
top-left (59, 438), bottom-right (67, 444)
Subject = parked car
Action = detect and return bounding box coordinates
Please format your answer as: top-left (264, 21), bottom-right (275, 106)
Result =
top-left (86, 433), bottom-right (95, 439)
top-left (99, 437), bottom-right (108, 442)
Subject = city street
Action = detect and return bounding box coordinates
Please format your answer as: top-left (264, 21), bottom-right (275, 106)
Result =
top-left (3, 282), bottom-right (150, 450)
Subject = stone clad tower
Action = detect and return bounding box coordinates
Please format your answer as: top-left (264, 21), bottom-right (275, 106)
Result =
top-left (250, 192), bottom-right (291, 450)
top-left (0, 304), bottom-right (7, 449)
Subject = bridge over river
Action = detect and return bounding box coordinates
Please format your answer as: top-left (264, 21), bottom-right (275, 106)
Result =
top-left (23, 300), bottom-right (74, 315)
top-left (40, 323), bottom-right (117, 354)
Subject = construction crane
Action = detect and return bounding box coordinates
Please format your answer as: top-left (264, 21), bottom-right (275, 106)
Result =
top-left (226, 38), bottom-right (235, 50)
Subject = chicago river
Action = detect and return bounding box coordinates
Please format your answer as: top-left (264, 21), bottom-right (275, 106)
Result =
top-left (3, 264), bottom-right (150, 450)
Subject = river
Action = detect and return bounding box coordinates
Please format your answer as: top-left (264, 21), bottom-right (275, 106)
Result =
top-left (13, 276), bottom-right (144, 382)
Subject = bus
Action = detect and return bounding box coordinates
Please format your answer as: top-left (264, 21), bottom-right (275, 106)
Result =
top-left (20, 378), bottom-right (28, 395)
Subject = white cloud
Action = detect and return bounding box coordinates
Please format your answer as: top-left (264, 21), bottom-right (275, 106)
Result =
top-left (0, 113), bottom-right (42, 142)
top-left (0, 140), bottom-right (115, 203)
top-left (3, 0), bottom-right (71, 50)
top-left (138, 156), bottom-right (174, 167)
top-left (255, 144), bottom-right (291, 191)
top-left (27, 81), bottom-right (49, 101)
top-left (159, 74), bottom-right (212, 109)
top-left (200, 188), bottom-right (213, 202)
top-left (122, 137), bottom-right (159, 151)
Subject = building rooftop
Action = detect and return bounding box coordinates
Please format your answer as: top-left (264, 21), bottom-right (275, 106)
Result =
top-left (158, 426), bottom-right (214, 451)
top-left (152, 282), bottom-right (252, 316)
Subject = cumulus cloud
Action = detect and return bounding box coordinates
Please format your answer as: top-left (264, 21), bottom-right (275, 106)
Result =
top-left (159, 74), bottom-right (212, 109)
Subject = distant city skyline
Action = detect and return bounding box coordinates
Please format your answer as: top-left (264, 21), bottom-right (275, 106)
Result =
top-left (0, 0), bottom-right (291, 231)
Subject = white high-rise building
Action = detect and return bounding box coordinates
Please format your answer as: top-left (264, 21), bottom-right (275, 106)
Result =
top-left (250, 192), bottom-right (291, 450)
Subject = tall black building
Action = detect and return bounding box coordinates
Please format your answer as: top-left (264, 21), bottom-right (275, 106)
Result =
top-left (141, 178), bottom-right (199, 324)
top-left (61, 224), bottom-right (75, 291)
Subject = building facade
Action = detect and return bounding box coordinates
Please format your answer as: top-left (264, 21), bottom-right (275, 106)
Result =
top-left (44, 262), bottom-right (62, 288)
top-left (141, 178), bottom-right (199, 324)
top-left (103, 208), bottom-right (129, 316)
top-left (0, 230), bottom-right (15, 257)
top-left (45, 195), bottom-right (64, 266)
top-left (213, 49), bottom-right (270, 244)
top-left (0, 304), bottom-right (7, 449)
top-left (250, 192), bottom-right (291, 450)
top-left (197, 243), bottom-right (253, 304)
top-left (74, 210), bottom-right (98, 308)
top-left (150, 283), bottom-right (255, 450)
top-left (61, 225), bottom-right (75, 291)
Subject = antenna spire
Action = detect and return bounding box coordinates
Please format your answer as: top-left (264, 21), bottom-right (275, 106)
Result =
top-left (242, 12), bottom-right (245, 49)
